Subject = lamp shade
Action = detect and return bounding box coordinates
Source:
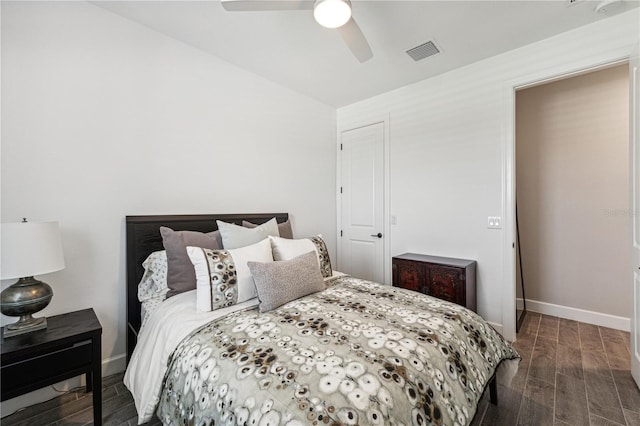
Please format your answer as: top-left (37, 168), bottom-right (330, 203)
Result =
top-left (1, 221), bottom-right (65, 280)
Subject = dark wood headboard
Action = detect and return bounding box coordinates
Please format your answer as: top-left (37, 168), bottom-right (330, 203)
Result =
top-left (125, 213), bottom-right (289, 363)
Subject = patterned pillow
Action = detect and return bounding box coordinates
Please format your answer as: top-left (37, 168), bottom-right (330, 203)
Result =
top-left (248, 250), bottom-right (325, 313)
top-left (187, 238), bottom-right (273, 312)
top-left (269, 235), bottom-right (332, 278)
top-left (138, 250), bottom-right (168, 302)
top-left (217, 218), bottom-right (280, 249)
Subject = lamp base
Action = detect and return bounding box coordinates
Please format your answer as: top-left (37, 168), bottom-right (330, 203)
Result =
top-left (3, 314), bottom-right (47, 338)
top-left (1, 276), bottom-right (53, 338)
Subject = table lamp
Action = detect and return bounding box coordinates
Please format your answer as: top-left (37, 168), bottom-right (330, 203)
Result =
top-left (1, 219), bottom-right (65, 337)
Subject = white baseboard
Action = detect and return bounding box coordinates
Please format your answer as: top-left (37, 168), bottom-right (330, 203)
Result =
top-left (517, 298), bottom-right (630, 331)
top-left (0, 353), bottom-right (127, 418)
top-left (103, 353), bottom-right (127, 376)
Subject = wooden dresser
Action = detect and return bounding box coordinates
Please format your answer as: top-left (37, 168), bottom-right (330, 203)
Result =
top-left (392, 253), bottom-right (477, 312)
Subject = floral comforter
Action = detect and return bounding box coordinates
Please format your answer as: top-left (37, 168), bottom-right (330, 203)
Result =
top-left (157, 276), bottom-right (519, 426)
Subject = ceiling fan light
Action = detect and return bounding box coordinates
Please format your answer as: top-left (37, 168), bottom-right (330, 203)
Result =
top-left (314, 0), bottom-right (351, 29)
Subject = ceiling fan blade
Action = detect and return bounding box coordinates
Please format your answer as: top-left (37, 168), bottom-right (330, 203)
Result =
top-left (336, 17), bottom-right (373, 63)
top-left (220, 0), bottom-right (313, 11)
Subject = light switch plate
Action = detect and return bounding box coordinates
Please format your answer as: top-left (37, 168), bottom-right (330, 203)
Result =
top-left (488, 216), bottom-right (502, 229)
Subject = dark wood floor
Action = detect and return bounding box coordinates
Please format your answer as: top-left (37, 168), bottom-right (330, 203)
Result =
top-left (472, 312), bottom-right (640, 426)
top-left (0, 372), bottom-right (160, 426)
top-left (2, 312), bottom-right (639, 425)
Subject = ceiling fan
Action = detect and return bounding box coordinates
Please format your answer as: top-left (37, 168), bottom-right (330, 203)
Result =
top-left (220, 0), bottom-right (373, 62)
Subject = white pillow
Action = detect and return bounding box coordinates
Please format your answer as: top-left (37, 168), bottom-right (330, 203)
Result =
top-left (187, 238), bottom-right (273, 312)
top-left (217, 218), bottom-right (280, 249)
top-left (269, 235), bottom-right (333, 278)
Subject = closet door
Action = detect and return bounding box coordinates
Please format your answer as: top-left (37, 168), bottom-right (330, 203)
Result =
top-left (339, 122), bottom-right (385, 283)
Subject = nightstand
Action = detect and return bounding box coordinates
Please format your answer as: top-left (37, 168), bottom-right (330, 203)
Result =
top-left (1, 308), bottom-right (102, 425)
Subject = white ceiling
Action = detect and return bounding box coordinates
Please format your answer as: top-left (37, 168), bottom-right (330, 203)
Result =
top-left (94, 0), bottom-right (639, 107)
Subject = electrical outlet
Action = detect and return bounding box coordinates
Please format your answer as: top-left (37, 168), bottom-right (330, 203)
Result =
top-left (488, 216), bottom-right (502, 229)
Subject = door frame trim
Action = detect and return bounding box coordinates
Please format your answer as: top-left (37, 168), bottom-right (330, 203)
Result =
top-left (337, 114), bottom-right (391, 284)
top-left (629, 45), bottom-right (640, 387)
top-left (502, 50), bottom-right (633, 342)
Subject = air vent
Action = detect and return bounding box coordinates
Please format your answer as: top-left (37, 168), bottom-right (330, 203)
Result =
top-left (406, 40), bottom-right (440, 62)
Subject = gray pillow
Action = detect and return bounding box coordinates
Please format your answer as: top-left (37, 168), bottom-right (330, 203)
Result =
top-left (160, 227), bottom-right (222, 298)
top-left (243, 219), bottom-right (294, 239)
top-left (248, 251), bottom-right (325, 313)
top-left (217, 218), bottom-right (279, 249)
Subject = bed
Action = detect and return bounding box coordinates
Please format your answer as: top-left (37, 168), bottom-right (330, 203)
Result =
top-left (124, 213), bottom-right (519, 425)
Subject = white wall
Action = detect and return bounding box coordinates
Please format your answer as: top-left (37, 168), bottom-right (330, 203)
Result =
top-left (1, 0), bottom-right (335, 412)
top-left (338, 9), bottom-right (639, 332)
top-left (516, 64), bottom-right (630, 318)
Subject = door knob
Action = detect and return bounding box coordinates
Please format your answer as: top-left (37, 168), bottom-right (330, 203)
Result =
top-left (371, 233), bottom-right (383, 238)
